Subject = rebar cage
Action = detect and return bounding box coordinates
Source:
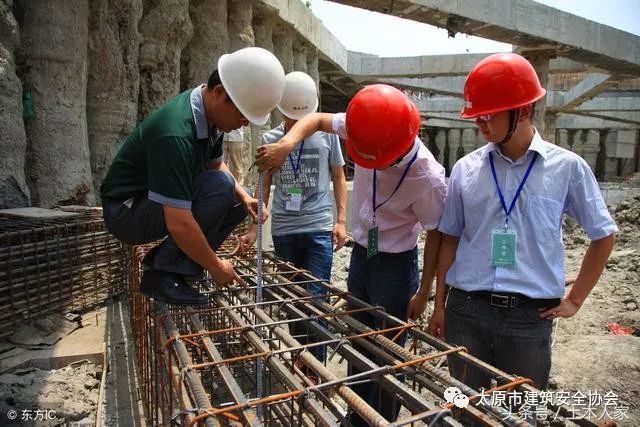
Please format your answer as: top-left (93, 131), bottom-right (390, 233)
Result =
top-left (0, 210), bottom-right (129, 337)
top-left (130, 240), bottom-right (598, 427)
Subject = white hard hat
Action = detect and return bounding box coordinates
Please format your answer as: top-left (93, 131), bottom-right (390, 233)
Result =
top-left (218, 47), bottom-right (285, 126)
top-left (277, 71), bottom-right (319, 120)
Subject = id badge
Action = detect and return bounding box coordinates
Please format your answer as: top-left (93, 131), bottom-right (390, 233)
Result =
top-left (491, 229), bottom-right (517, 266)
top-left (285, 188), bottom-right (302, 211)
top-left (367, 226), bottom-right (379, 258)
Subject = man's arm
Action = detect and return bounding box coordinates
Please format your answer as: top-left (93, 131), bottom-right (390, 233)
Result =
top-left (255, 113), bottom-right (335, 173)
top-left (427, 233), bottom-right (460, 337)
top-left (209, 159), bottom-right (265, 224)
top-left (163, 205), bottom-right (244, 286)
top-left (407, 229), bottom-right (442, 320)
top-left (330, 165), bottom-right (347, 251)
top-left (540, 233), bottom-right (615, 319)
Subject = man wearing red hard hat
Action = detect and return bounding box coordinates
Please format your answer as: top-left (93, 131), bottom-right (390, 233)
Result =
top-left (255, 83), bottom-right (446, 424)
top-left (429, 53), bottom-right (617, 390)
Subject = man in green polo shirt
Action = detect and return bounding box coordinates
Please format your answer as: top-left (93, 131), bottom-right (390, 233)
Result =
top-left (100, 47), bottom-right (285, 305)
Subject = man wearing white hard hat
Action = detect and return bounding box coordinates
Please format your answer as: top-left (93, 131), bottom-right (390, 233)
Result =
top-left (234, 71), bottom-right (347, 362)
top-left (101, 47), bottom-right (285, 305)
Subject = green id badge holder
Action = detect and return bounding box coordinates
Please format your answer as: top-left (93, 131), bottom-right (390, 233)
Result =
top-left (285, 187), bottom-right (302, 211)
top-left (367, 226), bottom-right (379, 258)
top-left (491, 229), bottom-right (517, 266)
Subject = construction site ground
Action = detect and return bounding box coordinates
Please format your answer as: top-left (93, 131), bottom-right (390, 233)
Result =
top-left (330, 194), bottom-right (640, 425)
top-left (0, 194), bottom-right (637, 426)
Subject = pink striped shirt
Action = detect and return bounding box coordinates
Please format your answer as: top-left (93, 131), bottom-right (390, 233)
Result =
top-left (333, 114), bottom-right (446, 252)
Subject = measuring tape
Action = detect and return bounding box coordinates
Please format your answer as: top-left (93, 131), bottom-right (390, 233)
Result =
top-left (255, 161), bottom-right (265, 421)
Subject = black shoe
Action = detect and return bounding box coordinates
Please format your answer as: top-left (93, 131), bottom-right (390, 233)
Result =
top-left (139, 269), bottom-right (209, 305)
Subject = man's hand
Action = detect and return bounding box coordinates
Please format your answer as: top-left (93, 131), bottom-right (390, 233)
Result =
top-left (406, 291), bottom-right (428, 320)
top-left (209, 259), bottom-right (246, 287)
top-left (539, 298), bottom-right (580, 320)
top-left (332, 223), bottom-right (346, 252)
top-left (232, 228), bottom-right (258, 256)
top-left (255, 142), bottom-right (293, 173)
top-left (428, 306), bottom-right (446, 338)
top-left (242, 196), bottom-right (268, 224)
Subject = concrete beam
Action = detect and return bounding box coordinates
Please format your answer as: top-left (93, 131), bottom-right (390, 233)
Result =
top-left (560, 73), bottom-right (614, 111)
top-left (418, 96), bottom-right (463, 112)
top-left (332, 0), bottom-right (640, 77)
top-left (577, 96), bottom-right (640, 112)
top-left (260, 0), bottom-right (349, 70)
top-left (570, 111), bottom-right (640, 126)
top-left (422, 118), bottom-right (476, 129)
top-left (347, 52), bottom-right (589, 77)
top-left (557, 113), bottom-right (640, 129)
top-left (367, 76), bottom-right (466, 97)
top-left (415, 92), bottom-right (640, 116)
top-left (424, 111), bottom-right (474, 123)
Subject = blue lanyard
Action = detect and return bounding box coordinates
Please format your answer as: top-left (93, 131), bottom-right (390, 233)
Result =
top-left (287, 140), bottom-right (304, 180)
top-left (489, 151), bottom-right (538, 230)
top-left (372, 150), bottom-right (418, 224)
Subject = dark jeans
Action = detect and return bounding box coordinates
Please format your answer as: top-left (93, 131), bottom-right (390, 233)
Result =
top-left (445, 287), bottom-right (553, 391)
top-left (347, 244), bottom-right (418, 426)
top-left (103, 170), bottom-right (247, 277)
top-left (273, 231), bottom-right (333, 362)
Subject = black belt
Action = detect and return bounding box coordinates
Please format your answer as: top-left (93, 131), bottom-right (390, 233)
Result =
top-left (449, 287), bottom-right (560, 309)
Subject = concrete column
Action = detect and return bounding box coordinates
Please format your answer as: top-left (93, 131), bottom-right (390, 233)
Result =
top-left (307, 47), bottom-right (320, 93)
top-left (251, 6), bottom-right (277, 186)
top-left (603, 130), bottom-right (618, 179)
top-left (19, 0), bottom-right (95, 207)
top-left (557, 129), bottom-right (571, 151)
top-left (228, 0), bottom-right (254, 51)
top-left (138, 0), bottom-right (192, 121)
top-left (448, 129), bottom-right (463, 162)
top-left (621, 130), bottom-right (640, 177)
top-left (461, 128), bottom-right (477, 157)
top-left (87, 0), bottom-right (142, 199)
top-left (0, 1), bottom-right (29, 207)
top-left (544, 111), bottom-right (557, 144)
top-left (253, 5), bottom-right (274, 52)
top-left (424, 127), bottom-right (439, 160)
top-left (228, 0), bottom-right (256, 186)
top-left (521, 50), bottom-right (551, 138)
top-left (583, 129), bottom-right (600, 173)
top-left (271, 25), bottom-right (294, 126)
top-left (435, 129), bottom-right (448, 170)
top-left (293, 39), bottom-right (308, 73)
top-left (181, 0), bottom-right (228, 89)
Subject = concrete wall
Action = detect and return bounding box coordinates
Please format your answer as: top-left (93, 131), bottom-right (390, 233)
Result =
top-left (0, 1), bottom-right (636, 208)
top-left (0, 0), bottom-right (324, 207)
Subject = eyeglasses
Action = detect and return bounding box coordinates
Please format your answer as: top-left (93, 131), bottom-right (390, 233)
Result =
top-left (476, 114), bottom-right (493, 123)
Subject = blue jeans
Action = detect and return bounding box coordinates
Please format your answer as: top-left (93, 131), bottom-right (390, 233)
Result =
top-left (103, 170), bottom-right (247, 277)
top-left (272, 231), bottom-right (333, 362)
top-left (445, 287), bottom-right (553, 390)
top-left (347, 243), bottom-right (419, 426)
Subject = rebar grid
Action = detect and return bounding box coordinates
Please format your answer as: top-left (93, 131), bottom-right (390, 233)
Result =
top-left (0, 210), bottom-right (128, 336)
top-left (131, 241), bottom-right (598, 427)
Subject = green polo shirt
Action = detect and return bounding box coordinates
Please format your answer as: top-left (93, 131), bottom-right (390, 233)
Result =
top-left (100, 88), bottom-right (223, 209)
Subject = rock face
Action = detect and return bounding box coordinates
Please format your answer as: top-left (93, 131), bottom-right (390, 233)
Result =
top-left (137, 0), bottom-right (192, 121)
top-left (181, 0), bottom-right (228, 89)
top-left (0, 0), bottom-right (29, 208)
top-left (87, 0), bottom-right (142, 201)
top-left (17, 0), bottom-right (95, 207)
top-left (87, 0), bottom-right (142, 199)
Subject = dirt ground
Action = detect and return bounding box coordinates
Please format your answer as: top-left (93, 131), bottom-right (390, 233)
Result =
top-left (330, 193), bottom-right (640, 426)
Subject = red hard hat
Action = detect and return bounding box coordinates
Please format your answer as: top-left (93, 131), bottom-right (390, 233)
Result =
top-left (346, 84), bottom-right (420, 169)
top-left (460, 53), bottom-right (546, 119)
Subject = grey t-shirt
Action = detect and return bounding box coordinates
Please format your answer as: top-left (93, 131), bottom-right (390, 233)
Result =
top-left (262, 123), bottom-right (345, 235)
